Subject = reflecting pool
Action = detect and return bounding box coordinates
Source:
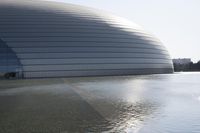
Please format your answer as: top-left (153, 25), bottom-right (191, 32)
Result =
top-left (0, 72), bottom-right (200, 132)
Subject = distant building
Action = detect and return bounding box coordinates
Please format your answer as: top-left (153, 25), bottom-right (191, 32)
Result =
top-left (173, 58), bottom-right (191, 65)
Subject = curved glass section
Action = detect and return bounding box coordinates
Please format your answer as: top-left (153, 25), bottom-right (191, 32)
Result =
top-left (0, 38), bottom-right (22, 77)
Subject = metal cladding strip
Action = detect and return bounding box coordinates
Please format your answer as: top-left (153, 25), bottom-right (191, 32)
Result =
top-left (22, 64), bottom-right (172, 72)
top-left (16, 53), bottom-right (171, 59)
top-left (20, 58), bottom-right (172, 65)
top-left (0, 0), bottom-right (173, 78)
top-left (24, 68), bottom-right (173, 78)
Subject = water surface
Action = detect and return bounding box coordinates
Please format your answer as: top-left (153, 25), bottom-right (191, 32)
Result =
top-left (0, 72), bottom-right (200, 132)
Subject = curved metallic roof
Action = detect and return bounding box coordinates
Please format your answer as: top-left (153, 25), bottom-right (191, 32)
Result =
top-left (0, 0), bottom-right (173, 78)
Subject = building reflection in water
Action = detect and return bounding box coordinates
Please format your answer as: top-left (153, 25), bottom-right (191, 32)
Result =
top-left (0, 76), bottom-right (161, 132)
top-left (66, 76), bottom-right (160, 132)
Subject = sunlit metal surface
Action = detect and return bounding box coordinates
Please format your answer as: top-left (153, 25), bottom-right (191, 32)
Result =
top-left (0, 0), bottom-right (173, 78)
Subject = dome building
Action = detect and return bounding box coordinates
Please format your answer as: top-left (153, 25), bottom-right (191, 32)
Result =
top-left (0, 0), bottom-right (173, 78)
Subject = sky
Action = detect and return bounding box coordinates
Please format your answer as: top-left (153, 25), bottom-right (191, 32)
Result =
top-left (45, 0), bottom-right (200, 62)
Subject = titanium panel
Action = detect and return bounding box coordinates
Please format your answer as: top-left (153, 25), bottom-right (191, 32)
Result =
top-left (0, 0), bottom-right (173, 78)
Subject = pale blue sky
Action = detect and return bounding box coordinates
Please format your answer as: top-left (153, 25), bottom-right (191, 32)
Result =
top-left (45, 0), bottom-right (200, 62)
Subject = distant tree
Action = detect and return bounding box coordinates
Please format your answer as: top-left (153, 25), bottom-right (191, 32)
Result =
top-left (197, 61), bottom-right (200, 70)
top-left (189, 62), bottom-right (194, 71)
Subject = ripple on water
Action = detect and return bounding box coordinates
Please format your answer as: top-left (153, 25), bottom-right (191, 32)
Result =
top-left (1, 73), bottom-right (200, 132)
